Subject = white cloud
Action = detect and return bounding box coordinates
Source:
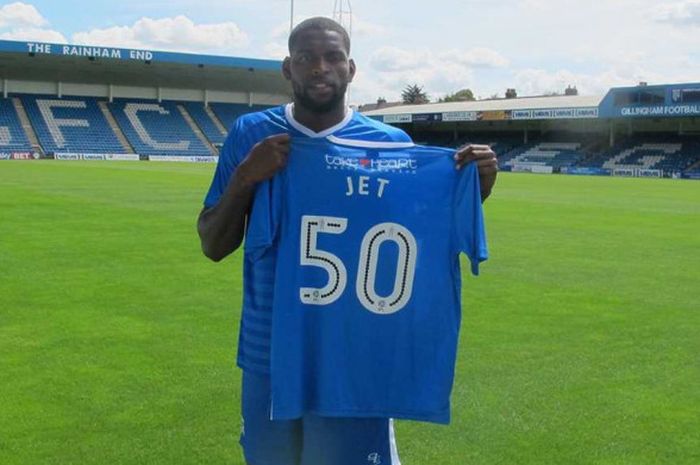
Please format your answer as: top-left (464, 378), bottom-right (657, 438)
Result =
top-left (346, 16), bottom-right (386, 38)
top-left (512, 68), bottom-right (623, 96)
top-left (72, 15), bottom-right (249, 54)
top-left (510, 59), bottom-right (700, 97)
top-left (369, 46), bottom-right (428, 72)
top-left (353, 45), bottom-right (508, 103)
top-left (261, 41), bottom-right (288, 60)
top-left (439, 48), bottom-right (509, 69)
top-left (263, 13), bottom-right (386, 62)
top-left (370, 46), bottom-right (507, 75)
top-left (0, 2), bottom-right (46, 28)
top-left (0, 26), bottom-right (66, 43)
top-left (650, 0), bottom-right (700, 25)
top-left (0, 2), bottom-right (65, 43)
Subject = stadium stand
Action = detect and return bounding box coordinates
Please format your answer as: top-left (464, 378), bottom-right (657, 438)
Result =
top-left (448, 134), bottom-right (521, 161)
top-left (376, 130), bottom-right (700, 176)
top-left (505, 142), bottom-right (585, 170)
top-left (109, 99), bottom-right (211, 156)
top-left (209, 102), bottom-right (273, 131)
top-left (182, 102), bottom-right (227, 146)
top-left (18, 95), bottom-right (125, 154)
top-left (579, 136), bottom-right (700, 175)
top-left (685, 164), bottom-right (700, 176)
top-left (603, 143), bottom-right (680, 170)
top-left (0, 97), bottom-right (32, 152)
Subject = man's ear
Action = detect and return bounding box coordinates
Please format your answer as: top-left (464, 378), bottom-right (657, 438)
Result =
top-left (348, 58), bottom-right (356, 83)
top-left (282, 57), bottom-right (292, 81)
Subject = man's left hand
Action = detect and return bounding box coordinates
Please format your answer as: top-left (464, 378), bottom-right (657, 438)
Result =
top-left (454, 144), bottom-right (498, 201)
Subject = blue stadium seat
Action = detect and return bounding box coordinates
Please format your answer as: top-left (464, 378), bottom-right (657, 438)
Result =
top-left (209, 103), bottom-right (274, 132)
top-left (0, 98), bottom-right (32, 152)
top-left (19, 94), bottom-right (126, 154)
top-left (109, 99), bottom-right (210, 156)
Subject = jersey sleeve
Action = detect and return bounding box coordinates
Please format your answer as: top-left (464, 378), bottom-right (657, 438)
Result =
top-left (452, 162), bottom-right (488, 275)
top-left (203, 119), bottom-right (245, 208)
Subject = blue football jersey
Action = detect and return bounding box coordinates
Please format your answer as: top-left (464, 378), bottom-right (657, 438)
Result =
top-left (245, 136), bottom-right (488, 424)
top-left (203, 104), bottom-right (411, 374)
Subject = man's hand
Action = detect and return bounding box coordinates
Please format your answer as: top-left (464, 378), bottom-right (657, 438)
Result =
top-left (454, 144), bottom-right (498, 202)
top-left (236, 133), bottom-right (291, 187)
top-left (197, 133), bottom-right (290, 262)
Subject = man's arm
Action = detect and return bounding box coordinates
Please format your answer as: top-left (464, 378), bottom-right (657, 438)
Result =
top-left (197, 134), bottom-right (290, 262)
top-left (454, 144), bottom-right (498, 202)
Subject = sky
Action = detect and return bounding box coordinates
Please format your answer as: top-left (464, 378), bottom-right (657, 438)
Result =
top-left (0, 0), bottom-right (699, 105)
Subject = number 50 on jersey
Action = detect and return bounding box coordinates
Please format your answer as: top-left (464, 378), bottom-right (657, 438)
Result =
top-left (300, 215), bottom-right (417, 315)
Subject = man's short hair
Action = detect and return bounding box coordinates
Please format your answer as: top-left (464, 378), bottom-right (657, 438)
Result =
top-left (288, 17), bottom-right (351, 54)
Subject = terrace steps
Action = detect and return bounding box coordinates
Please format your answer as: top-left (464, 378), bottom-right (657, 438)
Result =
top-left (178, 104), bottom-right (217, 155)
top-left (12, 97), bottom-right (42, 154)
top-left (99, 101), bottom-right (135, 154)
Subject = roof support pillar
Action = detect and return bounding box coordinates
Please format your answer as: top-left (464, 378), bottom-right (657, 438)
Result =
top-left (108, 84), bottom-right (113, 103)
top-left (57, 81), bottom-right (62, 98)
top-left (157, 87), bottom-right (162, 103)
top-left (2, 79), bottom-right (7, 98)
top-left (609, 121), bottom-right (615, 147)
top-left (204, 89), bottom-right (209, 106)
top-left (248, 92), bottom-right (253, 106)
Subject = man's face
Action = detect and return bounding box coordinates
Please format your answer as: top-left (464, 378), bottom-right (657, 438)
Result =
top-left (283, 29), bottom-right (356, 113)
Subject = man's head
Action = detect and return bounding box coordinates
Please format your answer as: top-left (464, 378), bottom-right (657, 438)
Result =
top-left (283, 17), bottom-right (355, 114)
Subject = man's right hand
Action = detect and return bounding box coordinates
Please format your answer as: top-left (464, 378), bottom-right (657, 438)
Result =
top-left (236, 133), bottom-right (290, 187)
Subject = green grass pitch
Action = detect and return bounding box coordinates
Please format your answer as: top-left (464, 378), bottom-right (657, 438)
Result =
top-left (1, 160), bottom-right (698, 465)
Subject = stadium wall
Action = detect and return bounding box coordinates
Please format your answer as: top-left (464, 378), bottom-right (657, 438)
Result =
top-left (5, 79), bottom-right (57, 95)
top-left (4, 80), bottom-right (289, 105)
top-left (62, 83), bottom-right (110, 97)
top-left (160, 88), bottom-right (206, 101)
top-left (111, 85), bottom-right (158, 100)
top-left (206, 90), bottom-right (287, 105)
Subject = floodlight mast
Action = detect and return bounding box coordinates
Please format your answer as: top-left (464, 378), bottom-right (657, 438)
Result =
top-left (333, 0), bottom-right (354, 104)
top-left (333, 0), bottom-right (353, 38)
top-left (290, 0), bottom-right (295, 33)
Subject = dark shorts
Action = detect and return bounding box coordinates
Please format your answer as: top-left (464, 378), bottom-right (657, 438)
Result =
top-left (240, 370), bottom-right (401, 465)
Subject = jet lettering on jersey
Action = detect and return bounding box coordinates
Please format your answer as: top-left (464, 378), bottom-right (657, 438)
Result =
top-left (345, 175), bottom-right (390, 198)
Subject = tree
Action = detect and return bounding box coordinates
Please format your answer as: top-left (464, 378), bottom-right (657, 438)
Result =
top-left (564, 85), bottom-right (578, 96)
top-left (440, 88), bottom-right (475, 102)
top-left (401, 84), bottom-right (429, 104)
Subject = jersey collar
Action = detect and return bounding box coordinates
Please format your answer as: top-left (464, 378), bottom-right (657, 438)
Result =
top-left (285, 103), bottom-right (354, 138)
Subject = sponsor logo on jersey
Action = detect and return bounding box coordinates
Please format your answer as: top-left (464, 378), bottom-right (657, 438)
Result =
top-left (324, 154), bottom-right (417, 173)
